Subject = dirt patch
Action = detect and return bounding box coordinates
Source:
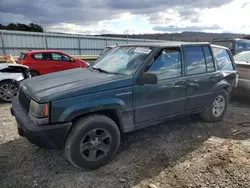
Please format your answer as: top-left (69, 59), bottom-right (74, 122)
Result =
top-left (0, 97), bottom-right (250, 188)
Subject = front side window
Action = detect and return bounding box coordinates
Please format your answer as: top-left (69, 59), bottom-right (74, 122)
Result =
top-left (184, 46), bottom-right (206, 75)
top-left (212, 47), bottom-right (234, 70)
top-left (51, 53), bottom-right (70, 61)
top-left (93, 46), bottom-right (153, 75)
top-left (147, 48), bottom-right (182, 79)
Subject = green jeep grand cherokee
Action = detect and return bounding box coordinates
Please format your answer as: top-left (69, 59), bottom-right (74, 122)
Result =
top-left (11, 42), bottom-right (238, 170)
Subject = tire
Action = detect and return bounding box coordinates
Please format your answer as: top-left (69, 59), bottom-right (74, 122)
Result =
top-left (200, 89), bottom-right (229, 122)
top-left (0, 80), bottom-right (19, 103)
top-left (65, 115), bottom-right (120, 170)
top-left (30, 70), bottom-right (40, 77)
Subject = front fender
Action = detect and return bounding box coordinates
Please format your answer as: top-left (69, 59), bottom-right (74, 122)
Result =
top-left (0, 72), bottom-right (24, 82)
top-left (51, 97), bottom-right (127, 122)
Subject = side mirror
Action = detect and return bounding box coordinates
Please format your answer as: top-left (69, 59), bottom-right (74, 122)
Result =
top-left (138, 73), bottom-right (158, 85)
top-left (69, 58), bottom-right (75, 62)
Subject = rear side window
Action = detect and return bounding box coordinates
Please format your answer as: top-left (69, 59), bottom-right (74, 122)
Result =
top-left (212, 47), bottom-right (234, 70)
top-left (184, 46), bottom-right (206, 75)
top-left (235, 42), bottom-right (250, 50)
top-left (32, 53), bottom-right (43, 60)
top-left (203, 46), bottom-right (215, 72)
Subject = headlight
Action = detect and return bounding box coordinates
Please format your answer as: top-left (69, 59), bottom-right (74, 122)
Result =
top-left (29, 100), bottom-right (50, 118)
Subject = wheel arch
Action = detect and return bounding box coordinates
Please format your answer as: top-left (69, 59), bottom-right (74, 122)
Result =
top-left (213, 79), bottom-right (232, 93)
top-left (71, 108), bottom-right (125, 133)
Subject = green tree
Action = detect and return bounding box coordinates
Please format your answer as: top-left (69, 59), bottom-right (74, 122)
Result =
top-left (0, 23), bottom-right (43, 32)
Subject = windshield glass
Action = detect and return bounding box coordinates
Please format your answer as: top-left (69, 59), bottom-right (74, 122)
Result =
top-left (234, 51), bottom-right (250, 62)
top-left (93, 46), bottom-right (153, 75)
top-left (100, 47), bottom-right (112, 56)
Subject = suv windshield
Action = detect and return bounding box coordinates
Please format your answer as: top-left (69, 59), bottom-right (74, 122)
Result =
top-left (93, 46), bottom-right (153, 75)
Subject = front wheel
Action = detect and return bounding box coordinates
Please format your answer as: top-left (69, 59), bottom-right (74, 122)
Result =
top-left (0, 80), bottom-right (19, 103)
top-left (65, 115), bottom-right (120, 170)
top-left (30, 70), bottom-right (40, 77)
top-left (200, 89), bottom-right (229, 122)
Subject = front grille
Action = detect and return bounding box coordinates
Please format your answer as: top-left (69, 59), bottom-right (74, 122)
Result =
top-left (18, 88), bottom-right (30, 112)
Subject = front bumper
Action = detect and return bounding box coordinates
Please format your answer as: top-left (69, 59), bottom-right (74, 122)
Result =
top-left (11, 97), bottom-right (72, 149)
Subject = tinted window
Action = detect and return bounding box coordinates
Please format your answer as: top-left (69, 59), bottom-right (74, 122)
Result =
top-left (52, 53), bottom-right (70, 61)
top-left (212, 47), bottom-right (234, 70)
top-left (203, 46), bottom-right (215, 72)
top-left (148, 49), bottom-right (182, 79)
top-left (185, 46), bottom-right (206, 75)
top-left (32, 53), bottom-right (43, 60)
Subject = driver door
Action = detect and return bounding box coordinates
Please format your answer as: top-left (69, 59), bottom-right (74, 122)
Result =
top-left (50, 52), bottom-right (80, 72)
top-left (133, 47), bottom-right (187, 127)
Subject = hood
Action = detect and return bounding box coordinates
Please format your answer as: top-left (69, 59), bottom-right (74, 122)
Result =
top-left (235, 61), bottom-right (250, 80)
top-left (20, 68), bottom-right (133, 103)
top-left (0, 63), bottom-right (29, 71)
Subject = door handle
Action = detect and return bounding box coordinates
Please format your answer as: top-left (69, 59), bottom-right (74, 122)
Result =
top-left (187, 83), bottom-right (199, 87)
top-left (210, 74), bottom-right (220, 79)
top-left (173, 81), bottom-right (185, 86)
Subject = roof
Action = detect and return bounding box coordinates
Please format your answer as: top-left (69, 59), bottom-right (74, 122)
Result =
top-left (117, 41), bottom-right (211, 47)
top-left (212, 38), bottom-right (250, 42)
top-left (23, 50), bottom-right (64, 54)
top-left (211, 44), bottom-right (229, 50)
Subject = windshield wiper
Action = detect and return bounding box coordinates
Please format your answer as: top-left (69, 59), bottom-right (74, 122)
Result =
top-left (92, 67), bottom-right (110, 74)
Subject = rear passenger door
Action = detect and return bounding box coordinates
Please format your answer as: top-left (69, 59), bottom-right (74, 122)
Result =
top-left (31, 53), bottom-right (54, 75)
top-left (184, 45), bottom-right (220, 111)
top-left (51, 53), bottom-right (79, 72)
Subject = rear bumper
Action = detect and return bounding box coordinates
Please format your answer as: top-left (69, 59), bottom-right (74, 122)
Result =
top-left (11, 97), bottom-right (72, 149)
top-left (232, 79), bottom-right (250, 96)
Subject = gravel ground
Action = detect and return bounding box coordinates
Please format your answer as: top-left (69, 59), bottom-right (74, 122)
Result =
top-left (0, 96), bottom-right (250, 188)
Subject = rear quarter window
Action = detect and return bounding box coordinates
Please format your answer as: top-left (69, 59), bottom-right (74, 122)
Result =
top-left (212, 47), bottom-right (234, 70)
top-left (18, 53), bottom-right (27, 60)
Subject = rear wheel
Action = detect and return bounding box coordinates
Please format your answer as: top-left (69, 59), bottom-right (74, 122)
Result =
top-left (65, 115), bottom-right (120, 170)
top-left (30, 70), bottom-right (40, 77)
top-left (0, 80), bottom-right (19, 103)
top-left (200, 89), bottom-right (229, 122)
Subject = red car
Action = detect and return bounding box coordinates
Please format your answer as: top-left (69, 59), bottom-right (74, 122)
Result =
top-left (17, 50), bottom-right (88, 76)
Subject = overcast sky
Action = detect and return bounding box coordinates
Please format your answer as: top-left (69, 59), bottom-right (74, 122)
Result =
top-left (0, 0), bottom-right (250, 34)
